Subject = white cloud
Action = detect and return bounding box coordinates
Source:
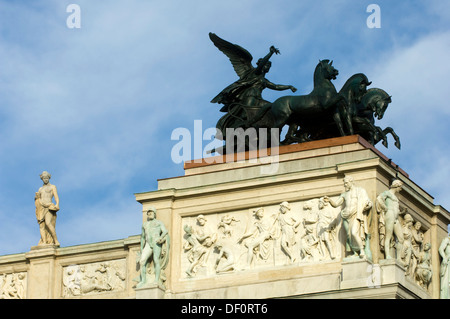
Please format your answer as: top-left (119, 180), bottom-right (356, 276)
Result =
top-left (361, 30), bottom-right (450, 209)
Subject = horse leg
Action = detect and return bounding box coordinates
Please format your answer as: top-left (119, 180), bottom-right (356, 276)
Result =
top-left (332, 110), bottom-right (346, 137)
top-left (358, 118), bottom-right (388, 148)
top-left (367, 130), bottom-right (375, 145)
top-left (270, 99), bottom-right (295, 142)
top-left (323, 96), bottom-right (348, 137)
top-left (383, 127), bottom-right (401, 149)
top-left (281, 124), bottom-right (312, 144)
top-left (376, 126), bottom-right (388, 148)
top-left (337, 100), bottom-right (354, 135)
top-left (281, 124), bottom-right (298, 145)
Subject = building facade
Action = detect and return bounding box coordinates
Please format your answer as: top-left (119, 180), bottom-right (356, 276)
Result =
top-left (1, 136), bottom-right (449, 299)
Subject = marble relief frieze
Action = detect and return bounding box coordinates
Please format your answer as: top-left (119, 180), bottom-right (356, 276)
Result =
top-left (181, 197), bottom-right (343, 279)
top-left (180, 177), bottom-right (433, 293)
top-left (62, 259), bottom-right (126, 297)
top-left (0, 272), bottom-right (26, 299)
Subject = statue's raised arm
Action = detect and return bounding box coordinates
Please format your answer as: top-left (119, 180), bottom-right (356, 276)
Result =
top-left (254, 45), bottom-right (280, 75)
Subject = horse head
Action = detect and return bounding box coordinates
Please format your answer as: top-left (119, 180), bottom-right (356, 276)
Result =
top-left (315, 59), bottom-right (339, 84)
top-left (340, 73), bottom-right (372, 103)
top-left (361, 88), bottom-right (392, 120)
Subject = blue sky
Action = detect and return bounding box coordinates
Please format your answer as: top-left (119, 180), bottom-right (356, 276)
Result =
top-left (0, 0), bottom-right (449, 255)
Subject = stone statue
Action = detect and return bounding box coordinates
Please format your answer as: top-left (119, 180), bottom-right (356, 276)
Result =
top-left (194, 215), bottom-right (218, 246)
top-left (376, 179), bottom-right (405, 260)
top-left (238, 208), bottom-right (274, 269)
top-left (274, 202), bottom-right (301, 263)
top-left (209, 32), bottom-right (297, 139)
top-left (136, 207), bottom-right (170, 289)
top-left (300, 200), bottom-right (320, 261)
top-left (400, 214), bottom-right (414, 276)
top-left (183, 215), bottom-right (217, 277)
top-left (324, 176), bottom-right (372, 259)
top-left (35, 171), bottom-right (60, 246)
top-left (317, 197), bottom-right (338, 260)
top-left (300, 221), bottom-right (320, 262)
top-left (302, 200), bottom-right (319, 233)
top-left (439, 234), bottom-right (450, 298)
top-left (415, 242), bottom-right (432, 290)
top-left (411, 220), bottom-right (424, 278)
top-left (183, 225), bottom-right (209, 277)
top-left (217, 214), bottom-right (240, 238)
top-left (214, 241), bottom-right (236, 274)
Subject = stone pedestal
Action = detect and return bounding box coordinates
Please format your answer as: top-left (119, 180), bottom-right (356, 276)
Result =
top-left (25, 245), bottom-right (58, 299)
top-left (135, 283), bottom-right (167, 299)
top-left (341, 258), bottom-right (375, 290)
top-left (378, 258), bottom-right (432, 299)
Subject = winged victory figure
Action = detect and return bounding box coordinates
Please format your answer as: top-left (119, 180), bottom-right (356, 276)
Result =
top-left (209, 32), bottom-right (297, 139)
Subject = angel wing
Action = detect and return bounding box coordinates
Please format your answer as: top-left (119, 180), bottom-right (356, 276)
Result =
top-left (209, 32), bottom-right (254, 80)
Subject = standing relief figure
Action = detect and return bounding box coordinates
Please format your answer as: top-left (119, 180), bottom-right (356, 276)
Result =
top-left (317, 197), bottom-right (339, 260)
top-left (237, 208), bottom-right (275, 269)
top-left (35, 171), bottom-right (60, 246)
top-left (324, 176), bottom-right (372, 259)
top-left (300, 200), bottom-right (320, 262)
top-left (439, 234), bottom-right (450, 299)
top-left (376, 179), bottom-right (405, 260)
top-left (273, 202), bottom-right (301, 263)
top-left (410, 221), bottom-right (424, 279)
top-left (184, 225), bottom-right (208, 277)
top-left (400, 214), bottom-right (414, 276)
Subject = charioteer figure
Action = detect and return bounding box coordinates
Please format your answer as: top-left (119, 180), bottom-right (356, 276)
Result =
top-left (209, 33), bottom-right (297, 138)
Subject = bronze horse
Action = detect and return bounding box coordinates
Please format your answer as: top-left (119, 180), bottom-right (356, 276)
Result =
top-left (283, 73), bottom-right (372, 144)
top-left (353, 88), bottom-right (400, 149)
top-left (298, 86), bottom-right (400, 149)
top-left (249, 62), bottom-right (372, 145)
